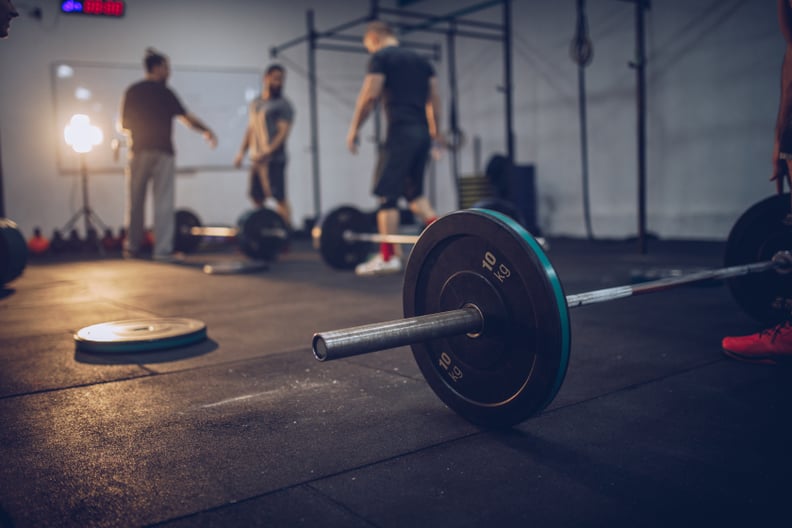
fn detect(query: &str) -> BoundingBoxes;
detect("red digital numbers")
[61,1,126,17]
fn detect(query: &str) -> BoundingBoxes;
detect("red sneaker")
[722,321,792,365]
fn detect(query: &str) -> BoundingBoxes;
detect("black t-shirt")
[121,80,186,154]
[368,46,434,128]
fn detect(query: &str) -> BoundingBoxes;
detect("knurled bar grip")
[312,256,788,362]
[565,259,777,308]
[313,306,483,361]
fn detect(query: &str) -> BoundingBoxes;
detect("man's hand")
[204,130,218,149]
[772,159,789,194]
[233,151,244,168]
[347,129,359,155]
[252,144,273,164]
[771,142,788,194]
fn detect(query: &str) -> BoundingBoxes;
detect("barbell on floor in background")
[311,194,792,428]
[312,199,544,270]
[174,208,289,261]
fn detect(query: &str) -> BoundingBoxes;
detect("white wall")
[0,0,782,240]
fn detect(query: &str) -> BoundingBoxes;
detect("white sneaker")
[355,254,403,276]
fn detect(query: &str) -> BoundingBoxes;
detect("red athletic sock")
[380,242,394,261]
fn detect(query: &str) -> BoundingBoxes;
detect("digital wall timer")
[60,1,126,17]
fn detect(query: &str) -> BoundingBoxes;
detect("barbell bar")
[190,225,289,240]
[314,254,790,361]
[174,208,288,261]
[311,195,792,428]
[342,231,419,245]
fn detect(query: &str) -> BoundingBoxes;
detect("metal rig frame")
[270,0,514,220]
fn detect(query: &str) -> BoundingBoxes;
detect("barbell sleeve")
[313,305,483,361]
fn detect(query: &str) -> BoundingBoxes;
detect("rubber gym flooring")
[1,237,791,528]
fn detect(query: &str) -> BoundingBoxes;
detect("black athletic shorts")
[373,125,431,203]
[249,160,286,203]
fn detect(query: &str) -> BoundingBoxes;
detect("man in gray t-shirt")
[234,65,295,229]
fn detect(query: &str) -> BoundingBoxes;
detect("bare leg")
[275,200,292,230]
[257,165,272,209]
[377,207,401,258]
[408,196,437,225]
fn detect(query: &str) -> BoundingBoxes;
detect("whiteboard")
[51,60,262,174]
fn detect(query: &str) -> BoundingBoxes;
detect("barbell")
[313,200,543,270]
[311,193,792,428]
[174,208,288,261]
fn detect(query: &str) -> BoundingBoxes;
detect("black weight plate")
[314,206,375,270]
[237,208,286,261]
[0,218,28,285]
[174,209,202,253]
[724,193,792,323]
[403,209,571,428]
[74,317,207,353]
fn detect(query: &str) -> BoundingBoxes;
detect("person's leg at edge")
[124,152,148,257]
[151,152,176,259]
[722,157,792,364]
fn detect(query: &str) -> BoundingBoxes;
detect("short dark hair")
[144,47,167,73]
[265,64,284,76]
[365,20,393,38]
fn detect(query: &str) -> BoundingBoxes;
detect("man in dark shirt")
[347,20,441,276]
[722,0,792,363]
[120,48,217,260]
[234,64,295,229]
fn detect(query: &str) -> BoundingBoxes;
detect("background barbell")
[174,207,288,261]
[313,198,545,270]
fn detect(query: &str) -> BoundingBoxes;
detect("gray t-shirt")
[247,96,294,163]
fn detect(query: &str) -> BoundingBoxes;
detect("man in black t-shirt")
[347,20,441,276]
[120,48,217,260]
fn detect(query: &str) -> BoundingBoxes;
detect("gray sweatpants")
[124,150,175,258]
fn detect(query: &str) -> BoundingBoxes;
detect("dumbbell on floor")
[174,208,289,261]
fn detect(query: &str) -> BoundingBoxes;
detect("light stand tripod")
[60,114,108,252]
[60,153,109,245]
